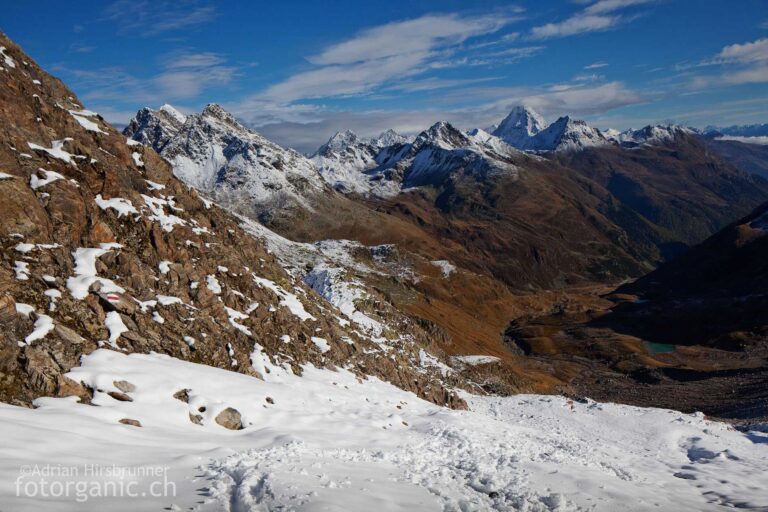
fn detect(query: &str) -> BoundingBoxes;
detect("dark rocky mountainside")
[701,136,768,179]
[556,134,768,260]
[0,33,464,408]
[608,201,768,348]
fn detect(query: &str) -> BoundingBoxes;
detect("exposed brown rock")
[108,391,133,402]
[215,407,243,430]
[0,294,16,325]
[173,389,190,403]
[113,380,136,393]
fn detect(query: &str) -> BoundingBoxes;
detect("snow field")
[0,349,765,511]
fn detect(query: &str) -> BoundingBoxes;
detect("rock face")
[0,32,465,409]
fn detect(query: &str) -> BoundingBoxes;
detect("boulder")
[214,407,243,430]
[108,391,133,402]
[113,380,136,393]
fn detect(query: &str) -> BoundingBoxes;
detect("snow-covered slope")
[310,129,410,196]
[491,105,547,149]
[311,122,523,197]
[2,348,767,511]
[125,104,327,215]
[611,124,696,148]
[388,121,525,189]
[529,115,611,152]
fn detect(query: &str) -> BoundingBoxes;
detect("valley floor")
[1,349,767,511]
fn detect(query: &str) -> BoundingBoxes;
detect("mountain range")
[122,99,768,394]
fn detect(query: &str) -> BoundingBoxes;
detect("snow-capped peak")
[492,105,547,148]
[200,102,240,125]
[529,115,610,152]
[414,121,471,150]
[123,105,187,152]
[371,129,408,148]
[158,103,186,124]
[609,124,697,148]
[315,130,361,156]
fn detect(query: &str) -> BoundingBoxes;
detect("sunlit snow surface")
[0,349,766,511]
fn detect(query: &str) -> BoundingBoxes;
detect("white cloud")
[584,61,608,69]
[385,77,502,93]
[688,39,768,88]
[715,38,768,64]
[308,14,510,66]
[59,51,237,111]
[583,0,656,15]
[256,13,515,103]
[101,0,217,35]
[514,81,643,115]
[573,73,605,82]
[716,135,768,145]
[722,64,768,85]
[165,52,226,69]
[529,0,652,39]
[531,14,619,39]
[262,51,428,102]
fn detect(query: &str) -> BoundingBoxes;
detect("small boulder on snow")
[215,407,243,430]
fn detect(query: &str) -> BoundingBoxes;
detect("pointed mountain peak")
[124,104,186,150]
[330,129,359,143]
[413,121,470,150]
[315,130,361,156]
[201,103,236,123]
[492,105,547,148]
[372,129,407,147]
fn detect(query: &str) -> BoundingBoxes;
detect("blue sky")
[2,0,767,152]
